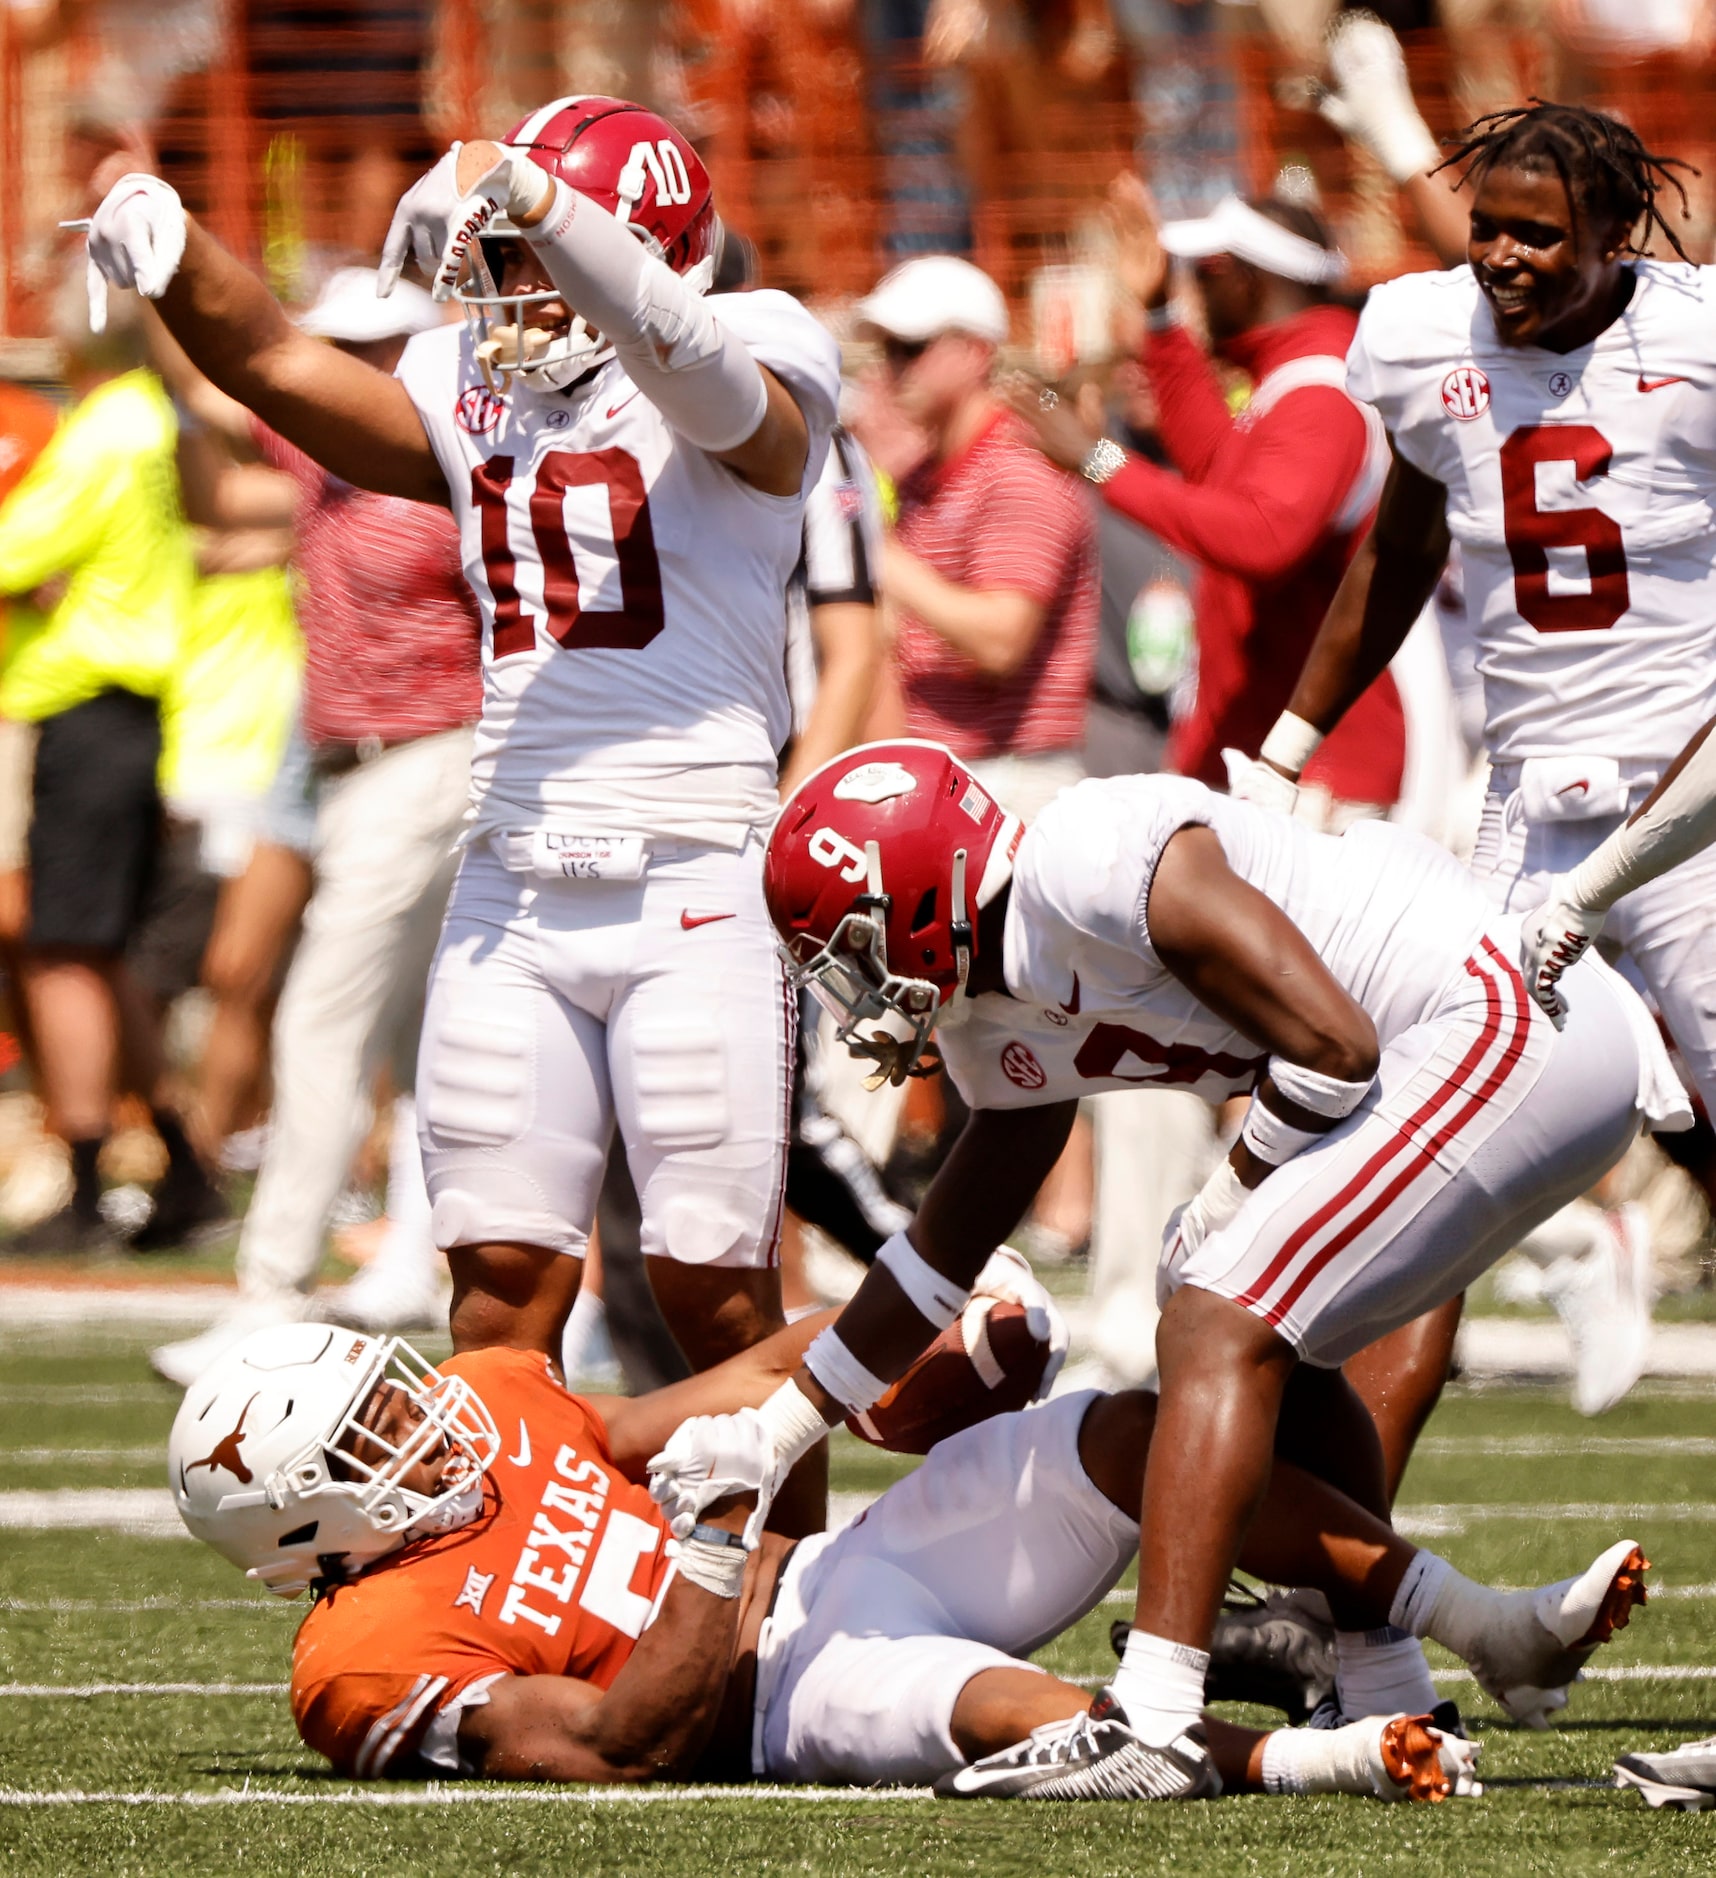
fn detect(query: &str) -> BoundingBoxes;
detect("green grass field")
[5,1319,1716,1876]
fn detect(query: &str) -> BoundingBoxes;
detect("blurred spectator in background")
[1013,174,1405,828]
[0,283,208,1254]
[153,268,478,1388]
[863,254,1099,819]
[860,251,1098,1254]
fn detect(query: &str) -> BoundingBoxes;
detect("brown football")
[845,1296,1051,1455]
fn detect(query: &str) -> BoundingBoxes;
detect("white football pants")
[418,832,792,1267]
[757,1389,1133,1785]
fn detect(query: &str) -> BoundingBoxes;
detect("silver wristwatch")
[1078,438,1127,486]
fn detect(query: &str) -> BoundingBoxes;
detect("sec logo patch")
[1441,367,1490,421]
[1001,1042,1046,1090]
[455,385,506,435]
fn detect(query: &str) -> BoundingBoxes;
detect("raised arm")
[85,176,446,503]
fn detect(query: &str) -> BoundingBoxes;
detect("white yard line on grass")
[1,1598,282,1612]
[2,1448,164,1465]
[0,1784,934,1805]
[0,1386,143,1404]
[0,1683,286,1696]
[1417,1435,1716,1457]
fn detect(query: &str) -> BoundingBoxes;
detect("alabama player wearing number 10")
[1238,103,1716,1413]
[79,100,843,1460]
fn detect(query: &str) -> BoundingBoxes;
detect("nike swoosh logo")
[1061,972,1081,1016]
[1638,375,1688,393]
[507,1418,531,1469]
[680,910,736,930]
[607,391,640,419]
[1556,780,1590,797]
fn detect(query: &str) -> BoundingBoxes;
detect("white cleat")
[1343,1713,1477,1803]
[1615,1735,1716,1810]
[317,1258,449,1335]
[1466,1539,1650,1727]
[936,1692,1221,1801]
[1542,1202,1653,1417]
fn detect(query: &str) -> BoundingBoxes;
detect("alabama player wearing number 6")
[79,101,843,1513]
[1234,102,1715,1418]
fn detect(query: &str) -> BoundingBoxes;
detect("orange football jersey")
[291,1346,673,1776]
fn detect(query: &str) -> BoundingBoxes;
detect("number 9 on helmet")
[764,740,1023,1084]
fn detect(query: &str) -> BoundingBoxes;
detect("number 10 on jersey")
[472,448,667,657]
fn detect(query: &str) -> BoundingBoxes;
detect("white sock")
[1335,1626,1440,1717]
[1110,1629,1208,1748]
[560,1286,609,1382]
[1514,1199,1606,1271]
[1260,1718,1393,1798]
[1390,1548,1494,1662]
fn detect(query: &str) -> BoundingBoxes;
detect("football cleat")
[1615,1736,1716,1810]
[935,1691,1221,1801]
[1307,1698,1482,1797]
[1368,1714,1452,1803]
[1205,1582,1337,1723]
[1465,1539,1649,1727]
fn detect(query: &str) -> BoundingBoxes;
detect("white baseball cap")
[1158,196,1344,286]
[298,267,443,344]
[856,255,1009,346]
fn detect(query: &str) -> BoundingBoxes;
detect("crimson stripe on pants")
[1236,940,1531,1325]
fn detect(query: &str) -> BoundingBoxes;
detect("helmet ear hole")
[910,888,937,934]
[279,1521,318,1547]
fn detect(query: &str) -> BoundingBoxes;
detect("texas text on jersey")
[291,1349,672,1776]
[1349,261,1716,770]
[397,293,841,846]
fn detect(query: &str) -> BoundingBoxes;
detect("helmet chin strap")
[949,846,972,1000]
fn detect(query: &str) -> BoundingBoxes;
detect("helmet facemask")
[784,841,973,1090]
[455,151,720,394]
[246,1337,501,1595]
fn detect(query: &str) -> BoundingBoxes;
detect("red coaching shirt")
[892,412,1099,761]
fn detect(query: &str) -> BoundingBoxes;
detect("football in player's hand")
[846,1296,1051,1455]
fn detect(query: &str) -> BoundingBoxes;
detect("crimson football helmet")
[766,742,1023,1084]
[458,94,719,390]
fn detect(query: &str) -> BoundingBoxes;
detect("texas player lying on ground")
[171,1247,1645,1800]
[646,739,1674,1798]
[81,102,841,1519]
[1235,104,1716,1426]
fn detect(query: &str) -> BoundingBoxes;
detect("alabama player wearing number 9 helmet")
[78,100,842,1408]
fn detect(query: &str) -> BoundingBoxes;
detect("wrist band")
[757,1378,833,1471]
[1268,1057,1372,1120]
[804,1327,888,1414]
[1240,1097,1328,1167]
[1259,712,1325,778]
[1144,303,1180,334]
[677,1527,750,1598]
[876,1230,968,1330]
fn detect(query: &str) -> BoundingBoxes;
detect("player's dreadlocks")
[1433,101,1696,261]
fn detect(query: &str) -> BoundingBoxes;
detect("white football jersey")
[398,291,841,844]
[937,776,1495,1110]
[1348,263,1716,770]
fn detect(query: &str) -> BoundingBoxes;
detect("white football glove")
[1520,883,1608,1030]
[1317,12,1441,185]
[83,173,186,334]
[1158,1159,1247,1309]
[378,144,547,303]
[1222,747,1301,817]
[646,1406,782,1550]
[971,1245,1069,1398]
